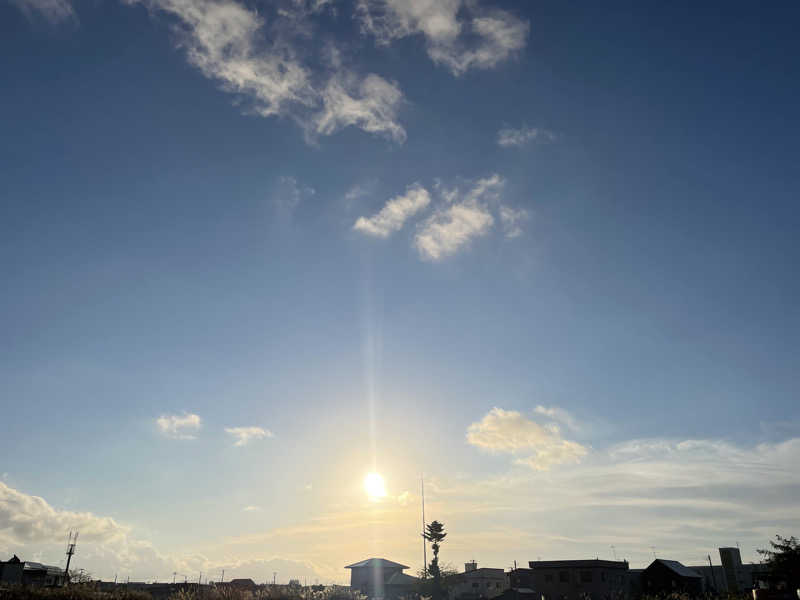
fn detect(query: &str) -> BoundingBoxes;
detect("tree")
[758,535,800,591]
[422,521,447,600]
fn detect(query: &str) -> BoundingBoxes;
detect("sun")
[364,472,387,500]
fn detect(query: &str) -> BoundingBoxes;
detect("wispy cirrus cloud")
[127,0,406,144]
[353,183,431,237]
[414,174,503,260]
[534,404,580,431]
[357,0,529,76]
[497,125,556,147]
[156,413,202,439]
[499,205,528,239]
[225,426,273,447]
[466,407,588,470]
[10,0,75,23]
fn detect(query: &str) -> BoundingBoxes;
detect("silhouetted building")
[0,555,24,585]
[447,562,507,600]
[346,558,418,599]
[229,578,258,590]
[22,561,68,587]
[719,547,747,592]
[528,559,629,600]
[641,560,702,595]
[508,568,533,590]
[689,548,770,593]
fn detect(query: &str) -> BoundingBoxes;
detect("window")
[601,572,607,582]
[580,572,592,583]
[545,574,554,583]
[559,572,569,584]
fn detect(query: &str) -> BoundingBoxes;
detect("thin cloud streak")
[156,413,202,439]
[353,183,431,237]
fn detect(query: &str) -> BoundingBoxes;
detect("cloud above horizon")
[497,125,557,147]
[124,0,406,144]
[10,0,75,23]
[156,413,202,439]
[225,426,273,446]
[353,183,431,237]
[357,0,529,76]
[414,174,504,260]
[466,407,588,470]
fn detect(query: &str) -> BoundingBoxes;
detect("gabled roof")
[651,560,702,579]
[345,558,409,570]
[386,572,419,586]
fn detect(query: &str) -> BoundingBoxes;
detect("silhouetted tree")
[758,534,800,591]
[422,521,447,600]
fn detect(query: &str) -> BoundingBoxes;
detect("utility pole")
[611,546,617,561]
[173,573,177,584]
[651,547,657,560]
[221,570,224,584]
[421,474,427,577]
[708,555,718,592]
[273,572,277,585]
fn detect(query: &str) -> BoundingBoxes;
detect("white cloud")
[353,183,430,237]
[313,73,406,143]
[10,0,75,23]
[156,413,202,439]
[499,205,528,238]
[0,481,128,545]
[128,0,405,143]
[358,0,529,75]
[497,125,557,147]
[534,405,580,431]
[466,407,588,470]
[225,426,273,447]
[414,175,503,260]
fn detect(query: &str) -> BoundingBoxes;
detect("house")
[345,558,418,599]
[528,559,630,600]
[0,555,25,585]
[228,578,258,590]
[641,559,703,595]
[447,562,508,600]
[22,561,68,587]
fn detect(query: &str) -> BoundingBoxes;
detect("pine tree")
[423,521,447,599]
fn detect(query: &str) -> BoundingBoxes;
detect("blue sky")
[1,0,799,584]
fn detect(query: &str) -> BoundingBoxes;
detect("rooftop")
[650,560,702,579]
[529,560,629,570]
[345,558,409,570]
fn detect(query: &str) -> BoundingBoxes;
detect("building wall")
[350,566,403,597]
[641,562,702,595]
[529,561,630,600]
[0,561,24,585]
[448,567,507,600]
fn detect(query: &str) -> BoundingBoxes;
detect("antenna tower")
[421,474,427,577]
[64,531,79,581]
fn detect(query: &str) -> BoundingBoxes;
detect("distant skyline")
[1,0,799,585]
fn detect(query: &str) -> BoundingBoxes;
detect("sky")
[1,0,800,586]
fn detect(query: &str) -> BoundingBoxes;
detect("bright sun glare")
[364,472,387,499]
